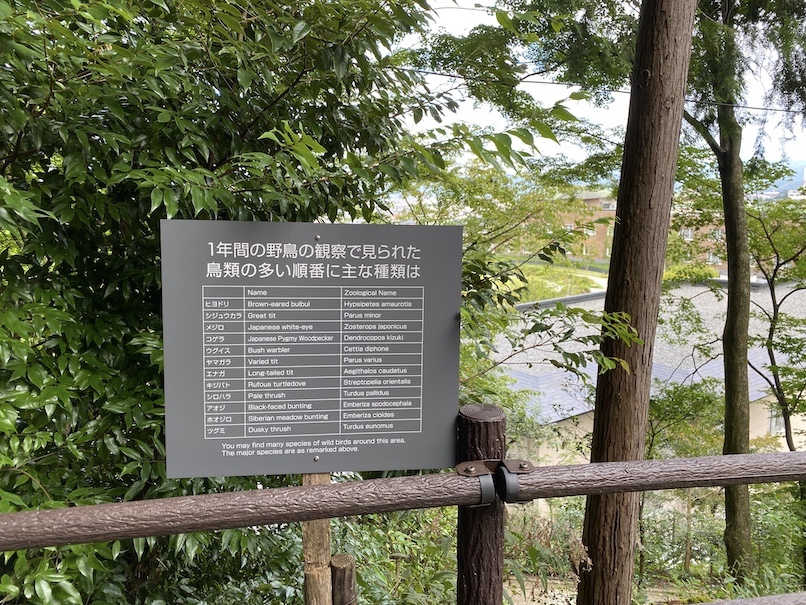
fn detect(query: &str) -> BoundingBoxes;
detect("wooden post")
[303,473,332,605]
[456,404,506,605]
[331,552,357,605]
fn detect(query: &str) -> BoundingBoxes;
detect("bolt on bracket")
[455,459,536,504]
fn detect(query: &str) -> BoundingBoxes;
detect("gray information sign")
[161,220,462,477]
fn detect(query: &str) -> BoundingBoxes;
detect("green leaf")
[164,188,179,218]
[102,400,131,413]
[150,188,164,212]
[0,576,20,598]
[58,580,82,604]
[292,21,310,43]
[155,55,175,74]
[495,11,515,32]
[550,103,579,122]
[0,489,25,507]
[76,130,89,149]
[258,130,280,143]
[290,142,319,171]
[0,406,18,434]
[237,67,253,90]
[27,364,48,389]
[532,120,558,143]
[123,479,144,502]
[133,537,146,561]
[218,12,241,33]
[35,578,52,602]
[511,128,534,147]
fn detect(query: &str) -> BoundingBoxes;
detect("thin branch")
[683,110,721,156]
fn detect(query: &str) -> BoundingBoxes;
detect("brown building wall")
[560,192,617,262]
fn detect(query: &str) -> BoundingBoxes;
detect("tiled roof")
[506,348,777,424]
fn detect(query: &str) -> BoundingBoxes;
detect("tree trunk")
[718,91,753,585]
[800,480,806,590]
[638,492,646,587]
[685,489,693,576]
[456,404,506,605]
[331,553,358,605]
[576,0,697,602]
[303,474,333,605]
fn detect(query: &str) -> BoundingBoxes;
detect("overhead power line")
[398,66,803,116]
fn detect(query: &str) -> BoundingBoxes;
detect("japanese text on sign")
[205,241,422,280]
[161,220,461,477]
[201,285,424,440]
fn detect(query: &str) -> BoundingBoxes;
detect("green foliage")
[506,498,588,583]
[417,0,636,109]
[389,160,640,440]
[0,0,488,601]
[413,25,529,118]
[747,197,806,287]
[0,0,452,225]
[743,158,795,196]
[411,2,632,185]
[514,263,600,302]
[638,488,724,582]
[647,380,724,460]
[746,196,806,454]
[748,483,804,584]
[334,508,457,605]
[391,160,588,255]
[711,560,801,601]
[662,264,719,285]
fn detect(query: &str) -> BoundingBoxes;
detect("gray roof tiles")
[507,348,778,424]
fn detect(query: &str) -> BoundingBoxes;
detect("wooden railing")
[3,405,806,604]
[2,452,804,551]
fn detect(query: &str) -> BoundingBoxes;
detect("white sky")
[424,0,804,163]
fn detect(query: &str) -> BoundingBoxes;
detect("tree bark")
[331,553,358,605]
[638,492,647,586]
[3,452,806,551]
[800,481,806,589]
[685,488,693,575]
[716,25,753,580]
[576,0,697,603]
[456,404,506,605]
[303,473,333,605]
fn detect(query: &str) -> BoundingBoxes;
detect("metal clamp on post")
[456,460,497,507]
[456,459,537,505]
[495,459,535,503]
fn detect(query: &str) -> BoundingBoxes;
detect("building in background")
[560,191,617,262]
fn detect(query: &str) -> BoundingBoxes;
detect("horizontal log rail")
[2,452,806,551]
[0,473,481,551]
[708,594,806,604]
[516,451,806,500]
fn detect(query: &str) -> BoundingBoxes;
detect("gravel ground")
[496,280,806,376]
[505,577,684,604]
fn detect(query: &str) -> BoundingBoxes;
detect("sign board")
[160,220,462,478]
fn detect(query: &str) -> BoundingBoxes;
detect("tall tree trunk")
[717,78,754,587]
[685,488,693,576]
[800,481,806,589]
[576,0,696,602]
[638,492,646,587]
[683,0,754,579]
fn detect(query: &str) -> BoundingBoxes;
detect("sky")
[422,1,805,165]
